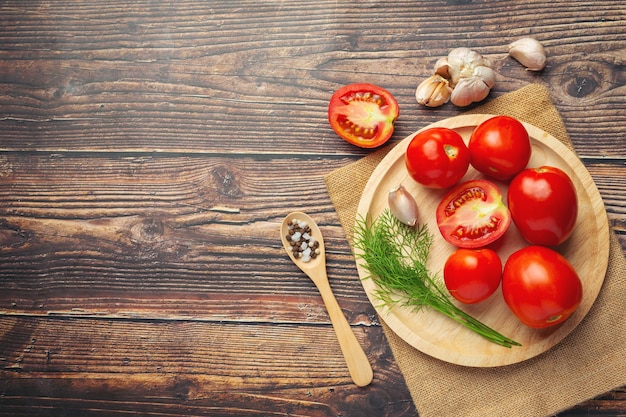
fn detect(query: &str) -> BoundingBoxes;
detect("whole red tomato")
[502,246,583,328]
[328,83,399,148]
[468,115,531,180]
[444,248,502,304]
[405,127,470,188]
[436,179,511,248]
[508,166,578,246]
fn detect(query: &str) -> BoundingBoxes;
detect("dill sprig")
[353,209,521,348]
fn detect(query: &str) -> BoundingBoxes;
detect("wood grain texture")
[0,0,624,416]
[0,316,413,417]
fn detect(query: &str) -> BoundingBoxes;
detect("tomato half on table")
[328,83,399,148]
[405,127,470,189]
[468,115,531,180]
[502,245,583,329]
[436,179,511,248]
[507,165,578,246]
[444,248,502,304]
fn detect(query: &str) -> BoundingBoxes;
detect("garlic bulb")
[415,74,452,107]
[440,47,492,86]
[433,47,496,107]
[388,184,419,227]
[508,38,546,71]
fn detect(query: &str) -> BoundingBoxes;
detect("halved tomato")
[436,179,511,248]
[328,83,399,148]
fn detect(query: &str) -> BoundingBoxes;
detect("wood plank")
[0,316,416,417]
[0,155,624,320]
[0,2,624,157]
[0,156,623,319]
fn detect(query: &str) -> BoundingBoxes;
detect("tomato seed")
[446,187,488,216]
[453,215,502,240]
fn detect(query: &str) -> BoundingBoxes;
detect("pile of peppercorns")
[286,218,320,263]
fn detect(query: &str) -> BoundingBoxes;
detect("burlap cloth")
[324,84,626,417]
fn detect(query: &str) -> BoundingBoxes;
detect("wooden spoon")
[280,212,373,387]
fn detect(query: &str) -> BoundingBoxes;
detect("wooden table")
[1,1,624,416]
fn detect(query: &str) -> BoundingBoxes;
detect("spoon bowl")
[280,212,373,387]
[281,211,326,275]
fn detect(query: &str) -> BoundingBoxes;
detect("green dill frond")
[353,209,520,348]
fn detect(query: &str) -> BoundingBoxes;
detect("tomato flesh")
[468,115,531,180]
[405,127,470,189]
[444,248,502,304]
[436,179,511,248]
[502,245,582,328]
[328,83,399,148]
[508,166,578,246]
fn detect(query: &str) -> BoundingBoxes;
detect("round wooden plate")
[355,114,610,367]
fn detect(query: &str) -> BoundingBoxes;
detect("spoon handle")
[314,276,373,387]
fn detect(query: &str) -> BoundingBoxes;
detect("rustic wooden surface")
[0,1,624,416]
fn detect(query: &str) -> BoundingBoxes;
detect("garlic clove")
[415,74,452,107]
[473,65,496,88]
[388,184,419,227]
[508,38,547,71]
[434,57,451,79]
[450,76,493,107]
